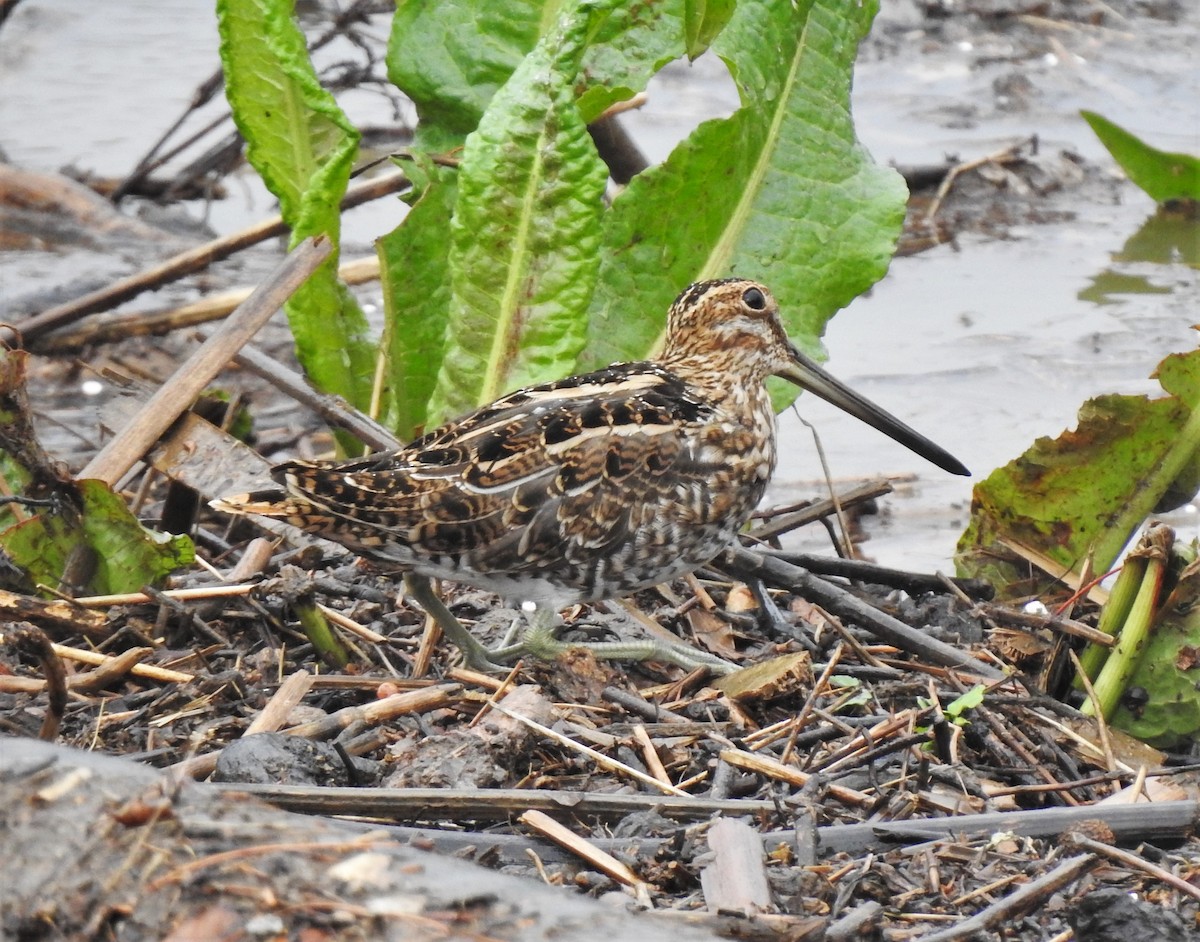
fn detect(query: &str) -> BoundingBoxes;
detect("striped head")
[661,278,970,476]
[661,279,796,385]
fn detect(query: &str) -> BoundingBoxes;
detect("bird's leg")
[403,573,506,672]
[404,578,735,675]
[510,603,738,675]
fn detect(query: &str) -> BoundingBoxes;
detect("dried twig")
[72,584,256,608]
[19,174,405,342]
[221,337,403,452]
[914,853,1095,942]
[79,237,332,485]
[490,701,691,798]
[209,783,774,823]
[922,136,1037,223]
[747,479,893,542]
[985,603,1115,647]
[37,256,382,354]
[244,670,315,736]
[0,590,109,638]
[720,546,1005,679]
[518,809,651,903]
[767,550,994,600]
[32,642,192,685]
[1065,831,1200,902]
[631,723,673,788]
[8,625,67,739]
[719,747,874,808]
[315,602,386,645]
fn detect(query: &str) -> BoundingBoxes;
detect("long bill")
[778,345,970,476]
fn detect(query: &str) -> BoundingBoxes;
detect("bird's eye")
[742,287,766,311]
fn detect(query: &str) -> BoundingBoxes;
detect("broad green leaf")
[957,345,1200,594]
[2,511,73,593]
[218,0,374,415]
[426,1,609,420]
[388,0,692,150]
[0,346,193,594]
[388,1,550,152]
[376,160,458,440]
[381,0,695,433]
[77,481,194,593]
[575,0,689,121]
[582,0,906,414]
[1082,111,1200,204]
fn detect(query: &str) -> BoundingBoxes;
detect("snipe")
[214,279,968,672]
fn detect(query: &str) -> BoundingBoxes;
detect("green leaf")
[0,345,190,595]
[218,0,374,415]
[376,161,458,440]
[830,675,872,710]
[683,0,735,60]
[575,0,689,122]
[387,0,549,152]
[77,481,195,592]
[388,0,694,149]
[426,1,610,421]
[381,0,700,432]
[944,684,986,720]
[2,481,194,596]
[956,346,1200,594]
[1,513,73,594]
[1082,111,1200,204]
[582,0,906,414]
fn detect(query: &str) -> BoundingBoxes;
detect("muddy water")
[786,3,1200,568]
[1,1,1198,570]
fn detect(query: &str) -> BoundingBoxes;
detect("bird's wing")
[265,364,721,573]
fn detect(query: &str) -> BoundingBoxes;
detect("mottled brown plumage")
[216,279,966,671]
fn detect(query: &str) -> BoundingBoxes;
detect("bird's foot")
[403,574,508,673]
[406,579,735,675]
[505,605,737,675]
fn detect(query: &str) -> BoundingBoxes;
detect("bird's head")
[662,278,969,476]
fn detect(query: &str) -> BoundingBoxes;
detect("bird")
[214,279,968,673]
